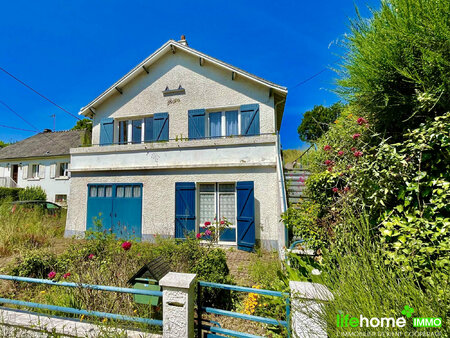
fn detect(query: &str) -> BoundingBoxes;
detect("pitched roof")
[79,39,288,117]
[0,130,85,160]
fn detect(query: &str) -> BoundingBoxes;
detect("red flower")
[205,229,212,236]
[204,221,211,226]
[298,176,305,183]
[324,145,331,151]
[357,117,368,125]
[352,133,361,140]
[324,159,334,166]
[88,254,95,259]
[344,186,350,192]
[63,273,71,279]
[354,151,363,157]
[48,271,56,279]
[332,187,339,193]
[196,233,202,239]
[338,151,344,156]
[220,220,225,225]
[327,167,333,172]
[351,147,356,152]
[121,241,132,251]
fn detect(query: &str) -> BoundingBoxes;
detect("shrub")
[18,186,47,201]
[0,187,22,201]
[9,249,57,278]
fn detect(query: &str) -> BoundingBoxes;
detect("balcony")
[70,134,278,172]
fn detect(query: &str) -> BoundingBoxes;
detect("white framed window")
[117,117,154,144]
[197,182,237,244]
[55,194,67,204]
[58,162,69,177]
[27,164,41,179]
[206,109,240,138]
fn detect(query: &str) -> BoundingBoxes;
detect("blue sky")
[0,0,379,149]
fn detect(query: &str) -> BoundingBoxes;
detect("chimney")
[178,35,188,46]
[43,129,52,133]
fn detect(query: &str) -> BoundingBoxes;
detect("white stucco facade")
[65,40,288,250]
[0,156,71,204]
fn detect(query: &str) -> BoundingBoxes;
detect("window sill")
[55,176,70,180]
[27,178,41,181]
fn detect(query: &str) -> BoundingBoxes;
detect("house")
[0,129,86,205]
[65,37,288,251]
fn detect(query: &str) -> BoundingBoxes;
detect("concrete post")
[159,272,197,338]
[289,281,333,338]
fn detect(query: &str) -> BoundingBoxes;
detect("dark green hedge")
[0,187,23,201]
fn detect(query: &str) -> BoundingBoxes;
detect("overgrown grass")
[317,212,450,337]
[0,201,65,256]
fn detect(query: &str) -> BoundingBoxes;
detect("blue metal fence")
[197,281,290,338]
[0,274,163,327]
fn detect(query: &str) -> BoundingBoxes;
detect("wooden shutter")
[22,165,28,179]
[144,116,154,142]
[236,181,255,251]
[188,109,205,139]
[175,182,196,238]
[153,113,169,141]
[100,118,114,146]
[240,104,260,136]
[39,164,45,179]
[50,164,56,178]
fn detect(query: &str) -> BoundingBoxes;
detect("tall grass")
[0,201,65,256]
[317,211,449,336]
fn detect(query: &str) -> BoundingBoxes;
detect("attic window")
[162,85,185,97]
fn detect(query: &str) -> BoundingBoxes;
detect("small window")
[133,186,141,198]
[125,186,132,198]
[119,121,128,144]
[90,186,97,197]
[116,186,124,198]
[30,164,39,178]
[132,119,142,144]
[58,163,69,177]
[55,194,67,203]
[105,185,112,197]
[97,186,105,197]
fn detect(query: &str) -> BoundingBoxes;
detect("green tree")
[0,141,9,148]
[338,0,450,140]
[297,102,344,142]
[72,118,92,132]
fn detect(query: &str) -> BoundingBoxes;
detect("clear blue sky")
[0,0,379,149]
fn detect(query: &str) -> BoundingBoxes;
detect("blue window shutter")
[175,182,196,238]
[153,113,169,141]
[188,109,205,139]
[144,116,154,142]
[100,118,114,146]
[236,181,255,251]
[240,104,260,136]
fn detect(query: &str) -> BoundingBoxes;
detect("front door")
[11,165,18,183]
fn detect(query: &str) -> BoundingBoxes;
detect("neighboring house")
[0,129,85,205]
[65,37,288,251]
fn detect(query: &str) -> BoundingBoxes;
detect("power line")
[0,123,36,132]
[0,100,39,131]
[290,68,329,89]
[0,66,81,120]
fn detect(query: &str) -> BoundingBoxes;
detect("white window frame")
[56,162,69,178]
[205,108,241,138]
[197,182,237,245]
[29,164,39,179]
[115,116,153,144]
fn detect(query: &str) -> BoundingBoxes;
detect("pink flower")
[63,273,71,279]
[352,133,361,140]
[327,167,333,172]
[324,160,333,166]
[332,187,339,193]
[204,221,211,226]
[196,233,202,239]
[121,241,132,251]
[205,229,212,236]
[88,254,95,259]
[354,151,363,157]
[48,271,56,279]
[357,117,368,125]
[351,147,356,152]
[338,151,344,156]
[324,145,331,151]
[298,176,305,183]
[220,220,225,225]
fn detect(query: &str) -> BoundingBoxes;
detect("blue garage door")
[86,183,142,240]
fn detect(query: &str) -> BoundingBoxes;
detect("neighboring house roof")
[79,39,288,118]
[0,130,85,160]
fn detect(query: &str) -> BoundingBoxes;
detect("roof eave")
[79,40,287,117]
